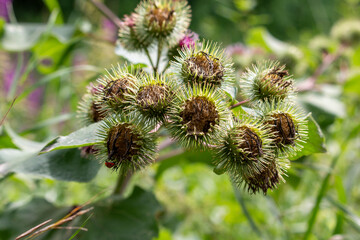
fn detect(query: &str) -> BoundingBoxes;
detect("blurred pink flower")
[0,0,12,21]
[179,31,199,48]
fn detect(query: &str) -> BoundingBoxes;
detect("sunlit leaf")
[289,114,326,160]
[40,122,102,153]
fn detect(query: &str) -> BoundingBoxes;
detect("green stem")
[7,53,24,101]
[302,123,360,239]
[303,152,341,240]
[233,186,263,237]
[112,171,133,196]
[144,48,156,72]
[154,40,163,73]
[162,62,171,74]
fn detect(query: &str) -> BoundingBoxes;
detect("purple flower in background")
[225,43,247,56]
[2,53,43,111]
[121,13,136,28]
[0,0,12,22]
[102,17,117,42]
[179,31,199,49]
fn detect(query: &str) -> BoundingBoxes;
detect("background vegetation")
[1,0,360,239]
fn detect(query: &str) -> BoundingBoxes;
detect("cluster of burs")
[78,0,308,194]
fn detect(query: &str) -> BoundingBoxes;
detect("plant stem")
[297,45,346,92]
[303,123,360,239]
[233,186,263,237]
[154,40,163,73]
[303,152,341,240]
[162,62,171,74]
[229,99,250,109]
[144,48,156,72]
[90,0,123,28]
[112,171,133,196]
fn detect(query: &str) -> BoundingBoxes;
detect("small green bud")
[259,100,308,156]
[135,0,191,47]
[240,60,294,103]
[167,83,230,149]
[95,114,157,175]
[171,40,235,90]
[127,73,177,124]
[214,115,284,194]
[95,65,138,114]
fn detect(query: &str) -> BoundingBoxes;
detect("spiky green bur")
[260,100,308,156]
[134,0,191,47]
[240,60,294,103]
[95,115,157,175]
[171,41,235,89]
[167,84,230,149]
[127,74,176,124]
[331,19,360,45]
[95,66,138,114]
[245,157,289,194]
[77,83,107,126]
[118,13,152,51]
[214,117,283,194]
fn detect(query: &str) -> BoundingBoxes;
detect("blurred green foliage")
[1,0,360,239]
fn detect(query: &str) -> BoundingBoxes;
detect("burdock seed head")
[95,114,157,175]
[95,64,138,114]
[260,100,308,156]
[244,157,289,195]
[171,40,235,90]
[77,83,107,126]
[240,60,294,103]
[135,0,191,47]
[127,73,177,124]
[167,83,230,149]
[214,115,288,194]
[118,12,152,51]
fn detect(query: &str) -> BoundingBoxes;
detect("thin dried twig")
[15,219,52,240]
[297,45,346,92]
[15,189,109,240]
[0,97,17,126]
[229,99,250,109]
[89,0,122,28]
[26,207,94,239]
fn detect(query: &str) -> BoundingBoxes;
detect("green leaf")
[299,92,346,118]
[0,187,162,240]
[327,197,360,233]
[0,24,75,51]
[78,186,163,240]
[4,125,45,152]
[32,35,77,74]
[0,18,5,37]
[0,148,100,182]
[0,198,71,240]
[289,114,326,160]
[40,122,102,153]
[344,72,360,95]
[155,149,213,180]
[43,0,64,24]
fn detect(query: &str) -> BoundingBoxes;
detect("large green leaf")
[0,198,70,240]
[77,186,163,240]
[0,148,100,182]
[0,187,162,240]
[155,149,213,180]
[289,114,326,160]
[40,122,102,153]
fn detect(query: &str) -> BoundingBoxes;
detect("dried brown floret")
[267,113,296,146]
[180,96,219,135]
[136,83,169,110]
[184,51,225,86]
[106,124,140,162]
